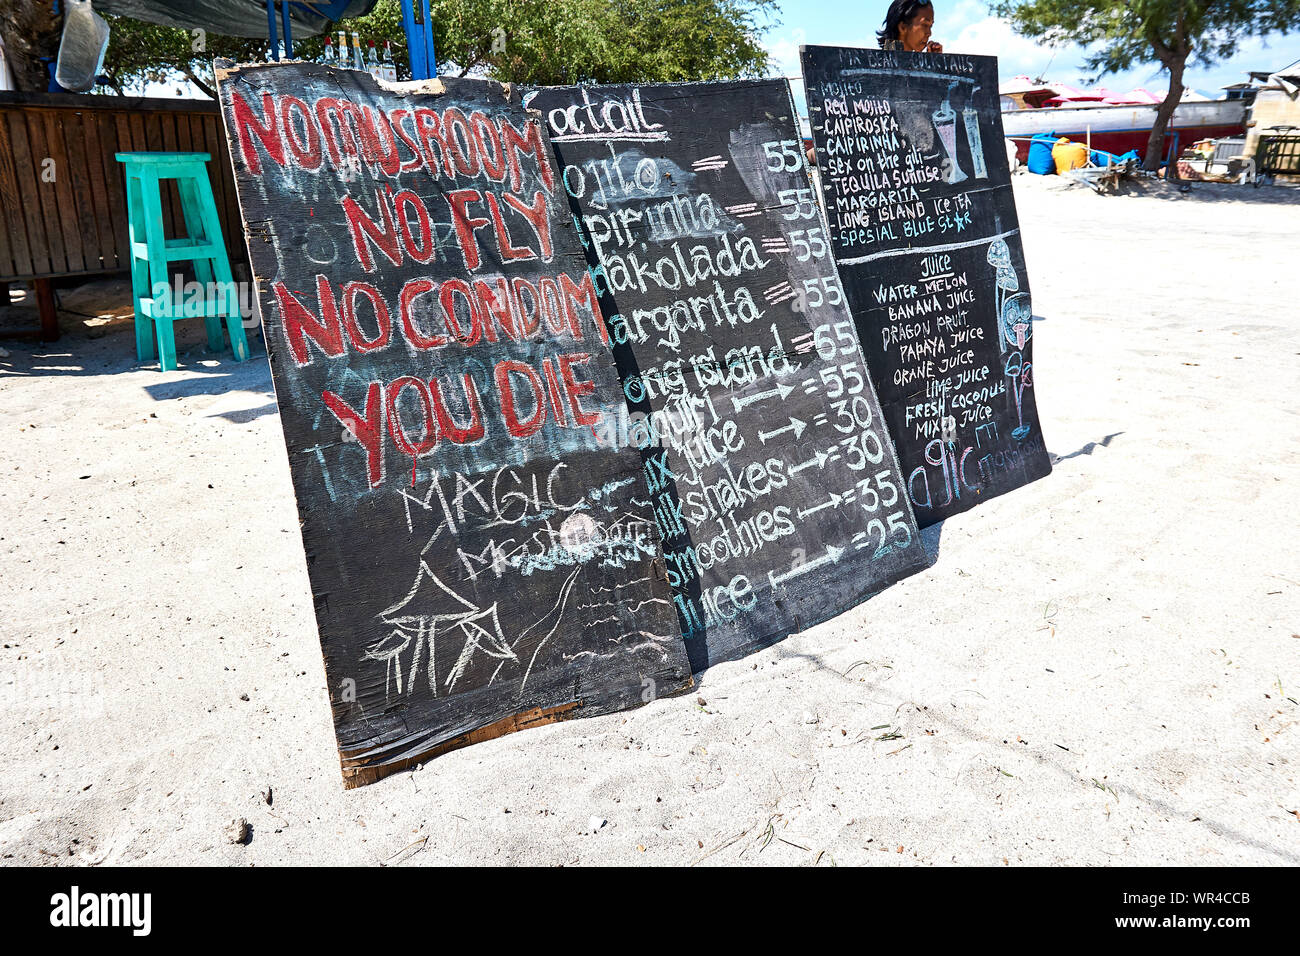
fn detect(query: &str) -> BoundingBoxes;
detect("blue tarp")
[1090,148,1140,167]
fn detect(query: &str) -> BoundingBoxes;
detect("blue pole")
[281,1,294,58]
[266,0,280,60]
[422,0,436,77]
[399,0,421,78]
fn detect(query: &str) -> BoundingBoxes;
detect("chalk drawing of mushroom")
[371,559,586,700]
[1001,292,1032,351]
[377,559,499,698]
[363,628,413,697]
[443,603,518,694]
[986,239,1031,353]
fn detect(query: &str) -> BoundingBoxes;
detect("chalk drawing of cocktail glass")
[933,86,968,184]
[1004,350,1033,440]
[963,87,988,179]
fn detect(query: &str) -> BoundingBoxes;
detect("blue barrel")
[1028,132,1057,175]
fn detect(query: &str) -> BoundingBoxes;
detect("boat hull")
[1002,100,1247,162]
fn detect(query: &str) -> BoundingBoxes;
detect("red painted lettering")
[441,107,480,177]
[495,360,546,438]
[558,353,601,427]
[559,269,606,344]
[341,280,392,352]
[342,189,402,272]
[322,382,384,487]
[471,111,506,182]
[502,118,555,193]
[503,190,552,260]
[230,90,283,175]
[275,275,343,366]
[393,189,435,264]
[439,278,481,346]
[486,192,535,262]
[385,376,439,458]
[472,277,517,343]
[445,188,488,271]
[398,278,447,349]
[279,95,321,170]
[430,373,486,444]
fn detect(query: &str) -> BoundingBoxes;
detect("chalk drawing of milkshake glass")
[987,238,1033,439]
[934,82,968,184]
[963,86,988,179]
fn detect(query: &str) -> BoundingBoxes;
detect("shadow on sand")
[1051,431,1124,463]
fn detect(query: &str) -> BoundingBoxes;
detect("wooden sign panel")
[526,80,928,671]
[215,64,692,787]
[801,47,1051,526]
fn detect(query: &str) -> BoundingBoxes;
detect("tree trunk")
[1143,57,1187,172]
[1143,10,1190,174]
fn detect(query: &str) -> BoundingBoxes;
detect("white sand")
[1,174,1297,866]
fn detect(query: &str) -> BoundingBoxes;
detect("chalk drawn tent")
[801,47,1051,527]
[528,79,929,672]
[214,64,692,786]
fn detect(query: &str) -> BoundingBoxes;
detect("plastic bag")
[1027,132,1058,175]
[1052,139,1089,174]
[56,0,110,93]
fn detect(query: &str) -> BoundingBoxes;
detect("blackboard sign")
[526,80,928,670]
[801,47,1051,526]
[215,64,692,787]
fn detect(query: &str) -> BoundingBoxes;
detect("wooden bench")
[0,91,247,341]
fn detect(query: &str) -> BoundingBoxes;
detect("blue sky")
[761,0,1300,101]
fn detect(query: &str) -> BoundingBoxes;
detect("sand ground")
[1,173,1297,866]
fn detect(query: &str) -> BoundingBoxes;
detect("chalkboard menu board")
[801,47,1051,526]
[215,65,692,787]
[527,80,929,670]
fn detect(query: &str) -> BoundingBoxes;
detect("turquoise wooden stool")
[116,152,249,371]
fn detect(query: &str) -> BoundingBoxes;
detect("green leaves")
[991,0,1300,78]
[92,0,778,96]
[439,0,780,86]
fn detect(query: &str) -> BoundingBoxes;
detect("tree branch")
[457,51,482,78]
[181,66,216,100]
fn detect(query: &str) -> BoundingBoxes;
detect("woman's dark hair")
[877,0,934,48]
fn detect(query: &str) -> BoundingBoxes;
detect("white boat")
[1001,99,1247,160]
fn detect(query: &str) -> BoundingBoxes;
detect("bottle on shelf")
[351,32,364,70]
[367,40,380,79]
[323,35,334,65]
[337,30,348,65]
[381,40,397,82]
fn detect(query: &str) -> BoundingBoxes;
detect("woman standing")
[878,0,944,53]
[808,3,946,168]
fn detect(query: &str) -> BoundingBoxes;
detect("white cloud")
[764,27,807,79]
[951,16,1071,74]
[942,0,996,35]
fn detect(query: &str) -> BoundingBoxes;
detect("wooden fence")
[0,91,247,339]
